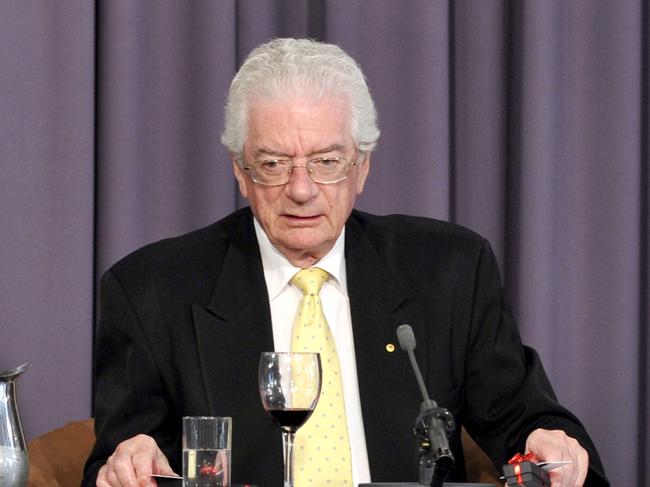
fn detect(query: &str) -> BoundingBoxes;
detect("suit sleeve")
[81,270,180,487]
[462,239,609,486]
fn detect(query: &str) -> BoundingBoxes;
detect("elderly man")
[83,38,608,487]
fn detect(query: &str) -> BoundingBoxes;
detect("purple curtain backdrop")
[0,0,95,454]
[1,0,647,484]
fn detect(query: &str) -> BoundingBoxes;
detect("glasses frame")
[239,154,363,186]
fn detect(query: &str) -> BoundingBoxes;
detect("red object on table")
[503,451,549,486]
[508,452,539,465]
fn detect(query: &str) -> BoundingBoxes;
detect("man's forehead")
[253,144,347,158]
[244,96,354,157]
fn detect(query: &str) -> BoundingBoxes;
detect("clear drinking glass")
[258,352,321,487]
[182,416,232,487]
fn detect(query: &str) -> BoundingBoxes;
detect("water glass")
[182,416,231,487]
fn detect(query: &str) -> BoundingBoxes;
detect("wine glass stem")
[282,430,296,487]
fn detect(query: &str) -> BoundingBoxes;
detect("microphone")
[396,324,454,487]
[396,325,431,406]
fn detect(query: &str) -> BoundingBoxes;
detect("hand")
[525,428,589,487]
[96,434,177,487]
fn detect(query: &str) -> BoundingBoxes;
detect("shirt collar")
[254,218,347,300]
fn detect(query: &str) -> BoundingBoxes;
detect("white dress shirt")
[254,218,371,486]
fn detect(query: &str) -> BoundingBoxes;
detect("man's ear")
[231,156,249,198]
[356,152,371,194]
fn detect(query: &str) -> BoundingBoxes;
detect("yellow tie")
[290,268,353,486]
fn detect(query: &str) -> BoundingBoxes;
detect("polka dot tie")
[290,268,353,487]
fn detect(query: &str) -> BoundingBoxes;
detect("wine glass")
[258,352,321,487]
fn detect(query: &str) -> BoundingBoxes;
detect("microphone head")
[396,324,416,351]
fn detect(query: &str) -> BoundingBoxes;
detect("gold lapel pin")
[385,343,395,353]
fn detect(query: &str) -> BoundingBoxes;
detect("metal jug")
[0,363,30,487]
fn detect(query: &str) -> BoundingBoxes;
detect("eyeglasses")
[239,156,360,186]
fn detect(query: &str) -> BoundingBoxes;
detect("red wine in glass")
[265,408,314,433]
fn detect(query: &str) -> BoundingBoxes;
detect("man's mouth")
[282,213,323,224]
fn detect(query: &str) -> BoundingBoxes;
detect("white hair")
[221,38,380,155]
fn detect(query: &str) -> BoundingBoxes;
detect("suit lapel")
[191,211,282,483]
[345,214,429,481]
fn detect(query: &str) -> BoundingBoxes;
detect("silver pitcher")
[0,363,30,487]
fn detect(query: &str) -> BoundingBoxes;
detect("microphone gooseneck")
[396,324,432,406]
[396,324,455,487]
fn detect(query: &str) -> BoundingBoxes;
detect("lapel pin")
[385,343,395,353]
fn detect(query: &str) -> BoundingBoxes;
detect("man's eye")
[259,160,287,172]
[313,158,340,168]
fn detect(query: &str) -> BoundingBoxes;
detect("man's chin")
[272,229,337,260]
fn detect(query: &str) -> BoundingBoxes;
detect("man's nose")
[284,165,318,201]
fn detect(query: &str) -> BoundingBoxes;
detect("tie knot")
[291,267,329,296]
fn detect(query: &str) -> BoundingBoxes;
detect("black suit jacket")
[82,208,608,485]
